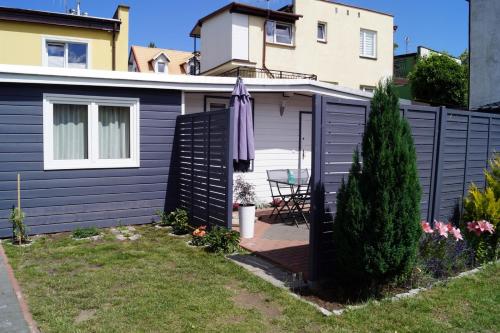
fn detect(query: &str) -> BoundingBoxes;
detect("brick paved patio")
[233,210,310,280]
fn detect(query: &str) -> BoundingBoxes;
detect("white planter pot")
[239,205,256,239]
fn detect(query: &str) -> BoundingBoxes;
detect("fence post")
[309,95,324,284]
[225,108,234,229]
[461,114,472,217]
[431,106,447,222]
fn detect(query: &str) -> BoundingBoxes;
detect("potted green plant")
[234,177,256,239]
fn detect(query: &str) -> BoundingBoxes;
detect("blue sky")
[0,0,469,57]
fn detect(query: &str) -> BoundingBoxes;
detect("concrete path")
[0,242,33,333]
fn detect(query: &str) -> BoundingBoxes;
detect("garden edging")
[333,261,498,316]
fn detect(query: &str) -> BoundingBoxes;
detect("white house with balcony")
[190,0,394,91]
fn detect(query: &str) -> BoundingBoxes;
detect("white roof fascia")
[0,65,372,100]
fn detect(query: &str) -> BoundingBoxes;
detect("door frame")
[298,111,312,174]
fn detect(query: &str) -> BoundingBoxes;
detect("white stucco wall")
[200,11,233,73]
[200,11,249,73]
[185,92,312,203]
[470,0,500,109]
[200,0,393,90]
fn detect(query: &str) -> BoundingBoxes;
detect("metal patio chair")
[290,178,311,229]
[266,169,294,221]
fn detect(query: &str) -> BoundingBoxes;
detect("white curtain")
[53,104,88,160]
[99,106,130,159]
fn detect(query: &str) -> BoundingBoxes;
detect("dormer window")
[152,52,170,74]
[157,62,166,73]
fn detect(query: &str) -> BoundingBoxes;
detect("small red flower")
[421,221,433,234]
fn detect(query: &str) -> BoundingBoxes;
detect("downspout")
[262,6,268,71]
[112,22,117,71]
[262,14,274,78]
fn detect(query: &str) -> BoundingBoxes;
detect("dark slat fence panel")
[401,105,441,222]
[310,97,370,278]
[434,109,500,221]
[310,96,500,281]
[174,109,233,228]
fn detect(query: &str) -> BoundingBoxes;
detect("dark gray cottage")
[1,65,499,282]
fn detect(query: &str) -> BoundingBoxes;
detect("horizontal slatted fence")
[434,109,500,221]
[174,109,233,228]
[310,96,500,281]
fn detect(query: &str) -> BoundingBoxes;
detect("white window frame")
[266,20,294,46]
[317,22,327,43]
[205,97,230,112]
[360,85,376,93]
[43,94,140,170]
[42,35,91,69]
[359,29,377,59]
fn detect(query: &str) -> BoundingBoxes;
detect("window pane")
[360,30,376,57]
[318,24,325,40]
[158,62,166,73]
[99,106,130,159]
[68,43,87,69]
[365,32,374,56]
[47,43,65,68]
[53,104,88,160]
[265,21,275,43]
[360,31,364,55]
[209,103,227,111]
[275,23,292,44]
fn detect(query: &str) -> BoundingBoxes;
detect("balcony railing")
[217,66,317,80]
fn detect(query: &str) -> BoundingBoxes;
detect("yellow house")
[190,0,394,91]
[0,4,129,71]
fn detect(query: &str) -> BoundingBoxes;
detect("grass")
[72,227,100,239]
[3,225,500,333]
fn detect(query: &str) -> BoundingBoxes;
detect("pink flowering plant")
[462,154,499,262]
[418,220,473,278]
[463,220,497,263]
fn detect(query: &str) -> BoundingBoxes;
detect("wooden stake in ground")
[17,173,21,245]
[17,173,21,212]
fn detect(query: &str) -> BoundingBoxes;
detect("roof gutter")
[0,6,121,31]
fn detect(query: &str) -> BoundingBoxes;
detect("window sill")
[317,40,327,44]
[360,55,378,61]
[44,160,140,171]
[266,42,295,49]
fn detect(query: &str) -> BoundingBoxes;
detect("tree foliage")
[409,53,468,108]
[332,81,422,294]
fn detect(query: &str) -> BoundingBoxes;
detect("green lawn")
[3,226,499,333]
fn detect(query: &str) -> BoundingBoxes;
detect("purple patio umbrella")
[231,77,255,172]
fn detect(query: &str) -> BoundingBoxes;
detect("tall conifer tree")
[332,81,422,292]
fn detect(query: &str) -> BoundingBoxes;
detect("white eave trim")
[0,64,372,100]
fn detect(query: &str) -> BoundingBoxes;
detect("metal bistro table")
[267,176,310,228]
